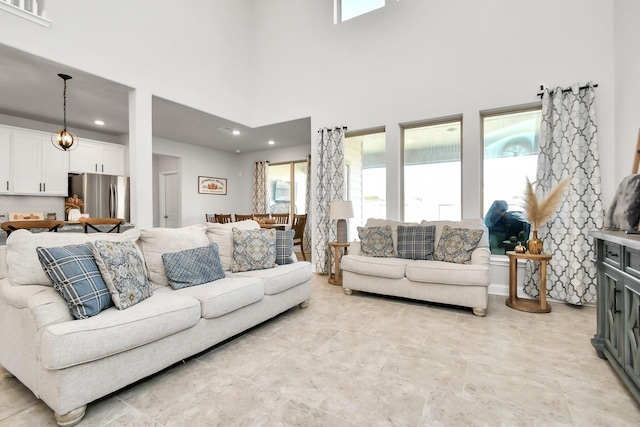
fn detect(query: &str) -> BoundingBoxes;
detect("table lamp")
[329,200,354,243]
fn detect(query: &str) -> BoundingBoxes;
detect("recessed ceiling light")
[268,140,275,145]
[235,149,241,153]
[94,120,105,126]
[232,129,240,135]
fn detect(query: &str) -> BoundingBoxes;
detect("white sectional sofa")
[341,218,490,316]
[0,221,311,426]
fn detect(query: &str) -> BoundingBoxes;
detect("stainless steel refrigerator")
[68,173,130,222]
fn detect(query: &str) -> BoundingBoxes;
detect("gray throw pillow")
[357,226,396,257]
[93,240,153,309]
[397,225,436,260]
[433,226,483,264]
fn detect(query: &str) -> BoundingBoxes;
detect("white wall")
[249,0,617,220]
[0,1,254,126]
[614,0,640,184]
[153,137,244,226]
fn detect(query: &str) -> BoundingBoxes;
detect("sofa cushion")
[406,260,490,286]
[397,225,436,260]
[421,219,489,250]
[357,226,396,257]
[341,254,409,279]
[40,290,201,369]
[171,276,264,318]
[36,243,112,319]
[93,240,153,309]
[205,220,261,271]
[137,224,210,289]
[229,261,312,295]
[275,229,295,265]
[6,228,141,286]
[433,226,484,264]
[231,228,276,272]
[161,244,225,289]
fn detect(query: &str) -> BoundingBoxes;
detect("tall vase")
[528,230,543,255]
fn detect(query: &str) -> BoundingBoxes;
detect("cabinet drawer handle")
[614,288,622,313]
[5,181,8,191]
[39,183,42,192]
[606,251,619,258]
[42,183,45,192]
[95,164,98,172]
[101,164,104,173]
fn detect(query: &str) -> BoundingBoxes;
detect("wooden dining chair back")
[234,214,252,222]
[214,214,232,224]
[292,214,307,261]
[271,213,290,225]
[1,220,65,236]
[253,213,270,221]
[79,218,124,233]
[205,214,216,223]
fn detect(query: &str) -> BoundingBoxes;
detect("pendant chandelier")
[51,73,79,151]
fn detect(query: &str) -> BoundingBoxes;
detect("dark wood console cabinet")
[591,230,640,404]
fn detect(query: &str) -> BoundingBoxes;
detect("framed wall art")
[198,176,227,195]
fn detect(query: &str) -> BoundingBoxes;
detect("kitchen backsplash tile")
[0,195,65,222]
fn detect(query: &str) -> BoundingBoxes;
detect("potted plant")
[522,177,571,254]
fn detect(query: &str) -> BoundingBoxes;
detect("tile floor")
[2,274,640,426]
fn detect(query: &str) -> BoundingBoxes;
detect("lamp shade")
[329,200,354,220]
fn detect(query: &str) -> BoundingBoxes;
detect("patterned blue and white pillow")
[36,243,112,319]
[357,226,396,257]
[231,228,276,272]
[161,244,226,289]
[433,226,484,264]
[397,225,436,260]
[275,229,295,265]
[93,240,153,309]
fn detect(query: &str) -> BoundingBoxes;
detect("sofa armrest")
[0,278,72,329]
[348,242,361,256]
[470,247,491,266]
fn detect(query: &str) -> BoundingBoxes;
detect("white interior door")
[159,171,180,228]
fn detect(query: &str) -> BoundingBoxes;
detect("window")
[345,129,386,239]
[267,160,308,219]
[482,108,541,255]
[336,0,385,22]
[402,119,462,222]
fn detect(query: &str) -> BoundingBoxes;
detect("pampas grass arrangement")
[522,177,571,231]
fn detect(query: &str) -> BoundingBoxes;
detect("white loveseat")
[341,218,490,316]
[0,221,311,426]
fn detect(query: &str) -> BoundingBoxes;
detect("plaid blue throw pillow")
[275,229,295,265]
[161,243,226,289]
[36,243,112,319]
[397,225,436,260]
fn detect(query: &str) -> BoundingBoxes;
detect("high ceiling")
[0,44,310,153]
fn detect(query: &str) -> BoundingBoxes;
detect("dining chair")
[1,220,65,236]
[79,218,124,233]
[205,214,215,223]
[292,214,307,261]
[235,214,252,222]
[272,213,290,225]
[253,213,270,221]
[214,214,232,224]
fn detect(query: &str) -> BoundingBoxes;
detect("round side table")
[506,251,552,313]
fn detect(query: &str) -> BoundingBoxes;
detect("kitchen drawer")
[604,241,622,269]
[625,248,640,280]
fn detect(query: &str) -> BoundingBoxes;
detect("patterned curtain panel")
[314,127,346,274]
[252,161,269,214]
[304,154,312,256]
[524,82,604,305]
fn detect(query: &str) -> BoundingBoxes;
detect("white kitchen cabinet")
[69,139,127,176]
[0,128,11,194]
[12,130,69,196]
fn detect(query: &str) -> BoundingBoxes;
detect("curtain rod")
[317,126,348,132]
[537,83,598,98]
